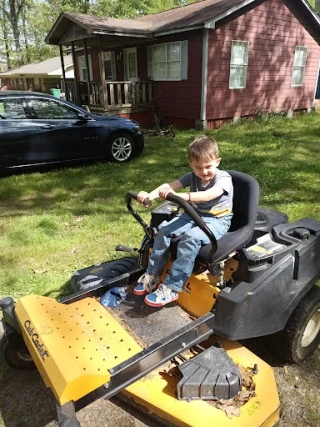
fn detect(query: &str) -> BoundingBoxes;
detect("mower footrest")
[177,345,241,401]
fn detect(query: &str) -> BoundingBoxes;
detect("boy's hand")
[137,191,152,207]
[159,185,176,200]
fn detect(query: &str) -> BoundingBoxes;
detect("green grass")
[0,112,319,300]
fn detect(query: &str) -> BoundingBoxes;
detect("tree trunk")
[3,28,12,70]
[22,10,30,63]
[0,0,11,69]
[9,0,23,65]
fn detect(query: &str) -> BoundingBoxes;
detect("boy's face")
[189,156,221,185]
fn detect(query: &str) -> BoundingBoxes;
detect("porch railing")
[63,80,154,111]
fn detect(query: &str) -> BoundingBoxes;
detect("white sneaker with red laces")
[133,273,162,296]
[144,283,178,307]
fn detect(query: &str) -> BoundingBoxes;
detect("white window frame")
[148,41,188,81]
[78,55,93,82]
[229,40,249,89]
[291,46,308,87]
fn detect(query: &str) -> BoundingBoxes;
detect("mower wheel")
[73,257,140,292]
[0,332,35,370]
[274,285,320,363]
[103,257,139,279]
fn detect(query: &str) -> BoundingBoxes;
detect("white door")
[123,48,138,82]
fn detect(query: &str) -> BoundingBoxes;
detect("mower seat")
[170,170,260,265]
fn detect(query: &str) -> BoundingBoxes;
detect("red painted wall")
[206,0,320,121]
[144,30,203,121]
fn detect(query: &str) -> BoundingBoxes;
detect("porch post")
[71,42,80,105]
[59,45,67,99]
[84,39,91,105]
[99,35,108,111]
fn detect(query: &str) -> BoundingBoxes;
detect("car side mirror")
[77,113,91,121]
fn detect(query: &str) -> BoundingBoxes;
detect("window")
[291,46,308,86]
[34,78,41,91]
[229,41,249,89]
[148,41,188,81]
[77,55,93,82]
[0,98,27,119]
[28,99,79,120]
[102,51,117,81]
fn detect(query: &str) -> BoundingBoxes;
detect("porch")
[63,79,155,114]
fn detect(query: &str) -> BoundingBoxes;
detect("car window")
[0,98,28,119]
[28,99,79,120]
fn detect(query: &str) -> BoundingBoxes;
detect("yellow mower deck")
[16,295,280,426]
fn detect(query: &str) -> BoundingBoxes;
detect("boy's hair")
[188,135,220,162]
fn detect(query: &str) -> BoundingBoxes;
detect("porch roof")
[45,0,320,46]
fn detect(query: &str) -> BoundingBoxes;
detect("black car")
[0,91,144,171]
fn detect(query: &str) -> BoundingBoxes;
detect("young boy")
[133,135,233,307]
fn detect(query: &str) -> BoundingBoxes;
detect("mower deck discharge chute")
[1,171,320,427]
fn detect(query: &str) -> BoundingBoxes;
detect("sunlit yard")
[0,112,319,301]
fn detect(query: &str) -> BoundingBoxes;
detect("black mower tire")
[73,257,140,292]
[272,285,320,364]
[0,333,35,370]
[102,257,139,279]
[107,133,135,163]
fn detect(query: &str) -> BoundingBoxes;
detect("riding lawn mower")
[1,171,320,426]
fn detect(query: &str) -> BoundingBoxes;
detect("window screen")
[291,46,307,86]
[229,41,249,89]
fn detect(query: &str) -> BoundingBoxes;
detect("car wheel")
[107,133,135,162]
[0,332,35,369]
[270,285,320,363]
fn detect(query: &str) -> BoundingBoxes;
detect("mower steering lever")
[165,193,218,253]
[126,191,154,238]
[126,191,218,253]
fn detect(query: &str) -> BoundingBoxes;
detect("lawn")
[0,112,319,300]
[0,112,319,426]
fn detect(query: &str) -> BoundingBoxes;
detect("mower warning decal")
[24,320,49,362]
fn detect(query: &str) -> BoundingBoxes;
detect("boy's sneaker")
[133,273,162,296]
[144,284,178,307]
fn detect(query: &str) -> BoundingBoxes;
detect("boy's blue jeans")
[146,212,232,292]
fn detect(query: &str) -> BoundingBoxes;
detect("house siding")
[206,0,320,124]
[144,30,203,121]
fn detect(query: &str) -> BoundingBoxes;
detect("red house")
[46,0,320,129]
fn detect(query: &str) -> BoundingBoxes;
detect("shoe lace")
[154,284,167,298]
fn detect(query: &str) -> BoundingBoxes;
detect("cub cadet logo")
[24,320,49,362]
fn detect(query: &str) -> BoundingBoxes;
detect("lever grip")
[126,191,150,206]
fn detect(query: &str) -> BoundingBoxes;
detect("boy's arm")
[137,180,183,206]
[180,186,225,203]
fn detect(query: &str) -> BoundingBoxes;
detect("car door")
[26,97,104,162]
[0,97,43,168]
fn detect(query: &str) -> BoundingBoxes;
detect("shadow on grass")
[0,116,319,222]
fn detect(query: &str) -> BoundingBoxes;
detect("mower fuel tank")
[212,218,320,340]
